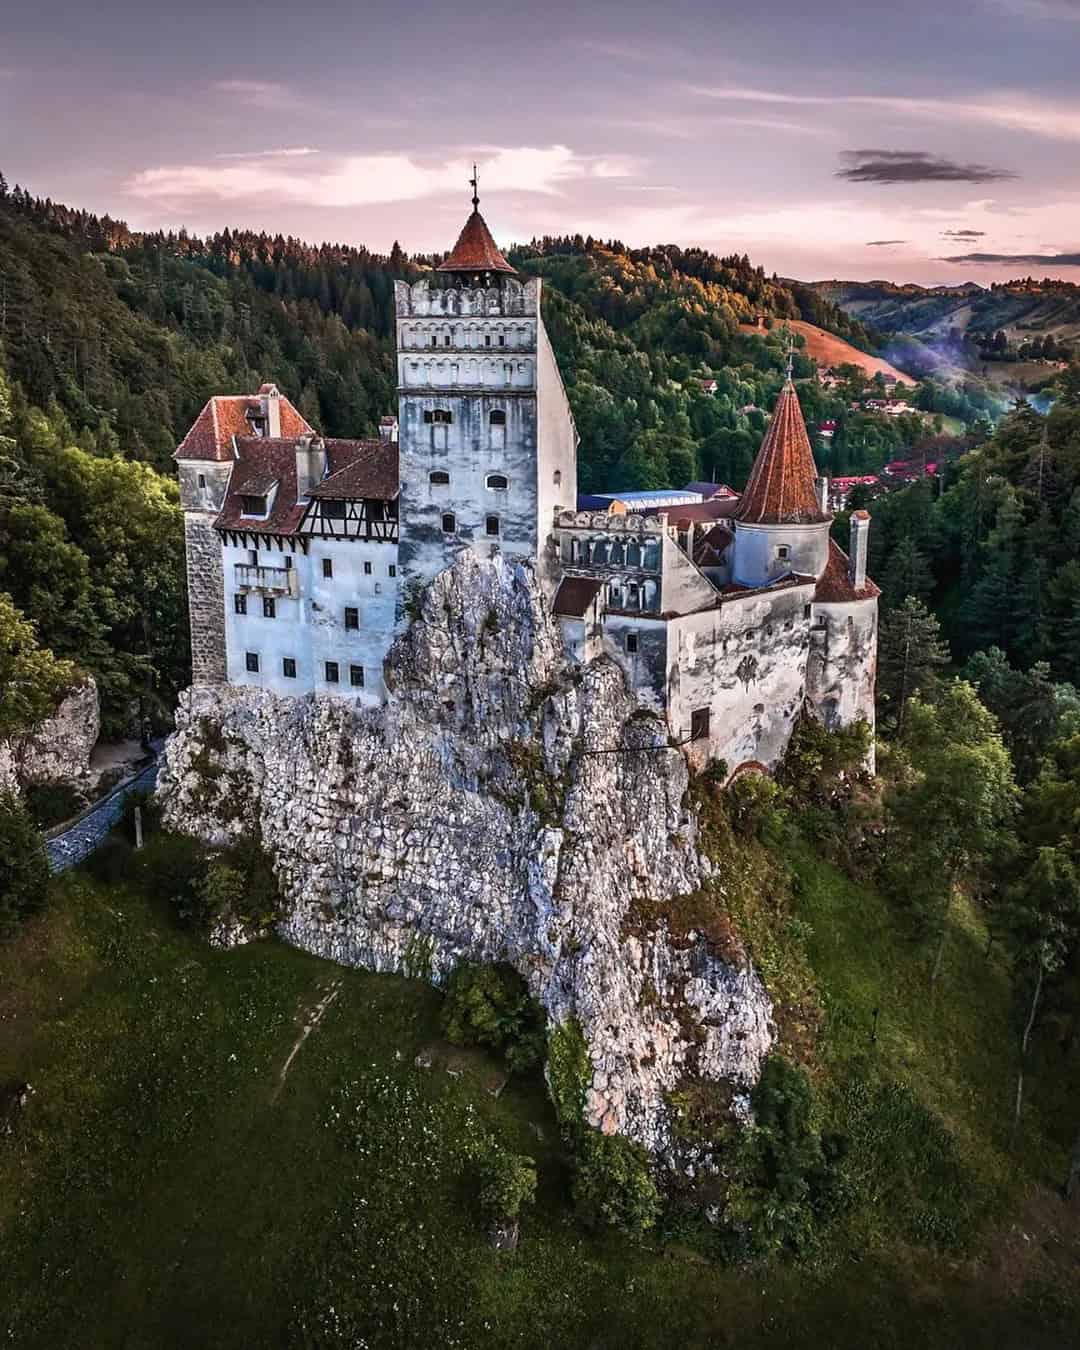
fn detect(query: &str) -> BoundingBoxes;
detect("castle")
[175,196,878,776]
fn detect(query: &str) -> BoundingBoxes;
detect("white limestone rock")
[158,554,774,1155]
[4,677,100,790]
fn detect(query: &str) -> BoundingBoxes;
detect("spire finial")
[786,335,794,384]
[470,163,479,210]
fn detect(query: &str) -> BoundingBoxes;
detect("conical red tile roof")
[736,380,830,525]
[437,209,516,275]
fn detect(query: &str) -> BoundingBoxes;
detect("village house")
[175,195,878,775]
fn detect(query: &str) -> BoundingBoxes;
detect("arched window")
[553,470,562,487]
[441,512,456,534]
[489,409,506,426]
[430,471,450,485]
[485,473,508,491]
[485,515,500,537]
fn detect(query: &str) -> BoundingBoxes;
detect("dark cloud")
[838,150,1017,184]
[866,239,907,246]
[942,228,987,238]
[941,250,1080,265]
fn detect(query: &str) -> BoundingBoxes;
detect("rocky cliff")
[158,554,773,1153]
[0,677,100,793]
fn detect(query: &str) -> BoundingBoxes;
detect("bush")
[85,834,135,886]
[721,1055,847,1261]
[441,962,546,1072]
[726,773,787,841]
[0,791,50,938]
[478,1150,537,1220]
[22,779,85,830]
[133,832,207,924]
[572,1130,661,1234]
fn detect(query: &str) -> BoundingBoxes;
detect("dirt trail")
[271,980,342,1102]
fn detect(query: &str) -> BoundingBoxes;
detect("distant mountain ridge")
[805,277,1080,346]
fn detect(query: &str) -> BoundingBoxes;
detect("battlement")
[394,276,540,319]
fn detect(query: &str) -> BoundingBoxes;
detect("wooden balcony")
[234,564,296,595]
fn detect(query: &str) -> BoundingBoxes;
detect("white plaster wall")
[222,536,397,703]
[660,529,719,615]
[807,598,878,742]
[534,313,579,588]
[666,585,815,773]
[732,521,831,589]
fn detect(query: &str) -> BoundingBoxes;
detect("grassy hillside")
[739,318,913,384]
[1,814,1077,1349]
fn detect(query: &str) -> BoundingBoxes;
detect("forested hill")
[0,178,870,491]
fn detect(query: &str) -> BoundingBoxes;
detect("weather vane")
[470,163,479,210]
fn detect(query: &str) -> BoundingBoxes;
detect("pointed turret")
[736,379,829,526]
[436,164,517,277]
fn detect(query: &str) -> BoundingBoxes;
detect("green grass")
[1,854,1078,1348]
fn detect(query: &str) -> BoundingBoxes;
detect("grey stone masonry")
[185,513,227,683]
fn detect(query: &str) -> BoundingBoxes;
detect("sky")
[2,0,1079,286]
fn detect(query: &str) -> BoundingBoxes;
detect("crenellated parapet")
[394,276,540,318]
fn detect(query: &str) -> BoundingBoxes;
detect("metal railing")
[234,564,295,594]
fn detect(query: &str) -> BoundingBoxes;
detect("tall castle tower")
[393,177,578,597]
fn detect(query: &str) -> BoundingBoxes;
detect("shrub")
[133,832,207,925]
[478,1150,537,1220]
[0,791,50,938]
[571,1130,661,1234]
[726,773,787,841]
[85,834,134,886]
[721,1055,847,1261]
[441,962,546,1072]
[22,779,84,830]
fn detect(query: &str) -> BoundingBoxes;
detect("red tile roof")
[553,576,605,618]
[214,437,398,537]
[684,482,739,501]
[662,499,741,526]
[693,523,734,568]
[814,539,880,604]
[437,209,516,276]
[174,391,313,463]
[736,381,830,526]
[309,439,399,501]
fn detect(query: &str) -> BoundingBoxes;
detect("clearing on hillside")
[740,319,913,385]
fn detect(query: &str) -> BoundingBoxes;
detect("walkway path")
[45,759,160,874]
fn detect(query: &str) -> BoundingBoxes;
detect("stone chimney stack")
[849,510,870,591]
[260,383,282,438]
[379,415,399,443]
[816,475,829,515]
[295,435,327,502]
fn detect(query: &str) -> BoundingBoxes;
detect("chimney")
[260,383,282,438]
[295,435,327,502]
[379,415,399,443]
[815,475,829,514]
[849,510,870,591]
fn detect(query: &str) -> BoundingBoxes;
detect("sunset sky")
[3,0,1079,285]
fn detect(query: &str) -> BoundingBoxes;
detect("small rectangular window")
[363,561,372,575]
[198,473,206,489]
[498,335,505,347]
[241,494,267,517]
[344,607,359,631]
[263,597,276,619]
[282,657,297,679]
[485,515,500,537]
[322,500,346,520]
[249,550,258,566]
[234,594,247,615]
[777,546,790,561]
[442,512,456,534]
[325,661,339,684]
[284,555,293,570]
[690,707,711,742]
[322,558,333,579]
[431,335,438,348]
[245,651,260,673]
[444,335,451,347]
[485,335,491,347]
[424,410,434,423]
[626,633,639,654]
[804,604,812,619]
[388,564,397,578]
[350,664,365,688]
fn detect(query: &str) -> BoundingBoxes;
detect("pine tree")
[877,596,951,736]
[881,535,934,608]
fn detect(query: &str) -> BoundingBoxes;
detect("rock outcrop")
[158,554,773,1153]
[0,677,100,793]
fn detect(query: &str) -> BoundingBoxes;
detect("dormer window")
[241,494,268,517]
